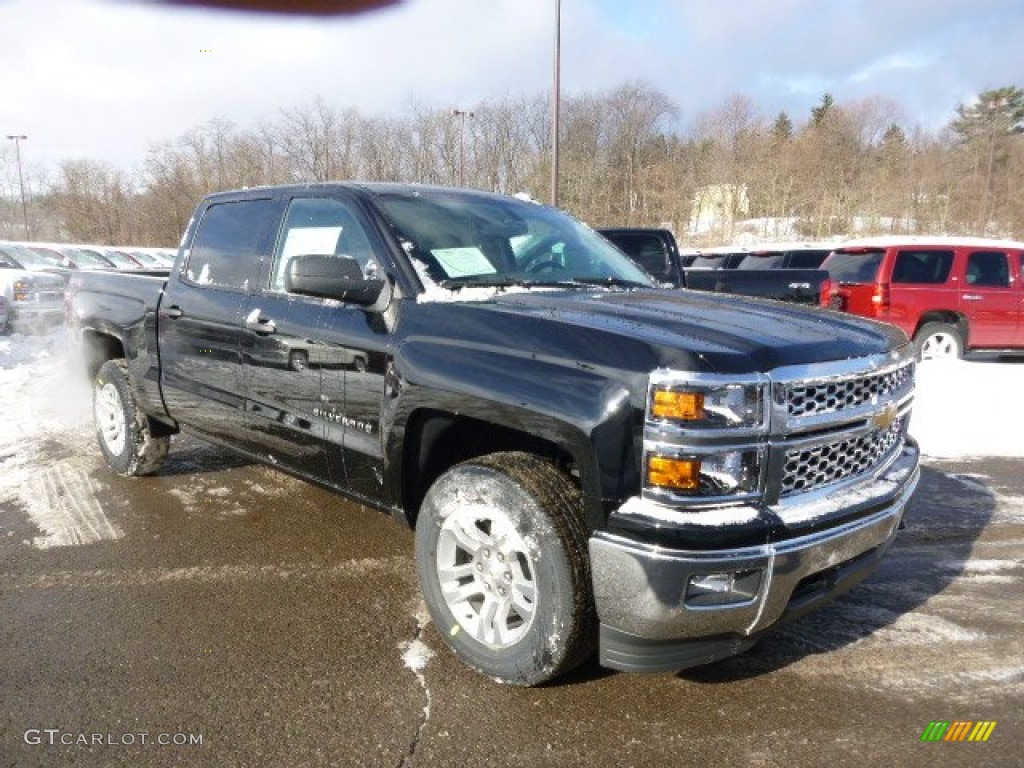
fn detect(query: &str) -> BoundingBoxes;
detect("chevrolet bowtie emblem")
[872,402,899,430]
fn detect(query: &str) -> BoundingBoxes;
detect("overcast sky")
[1,0,1022,180]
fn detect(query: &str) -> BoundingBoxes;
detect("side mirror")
[285,255,386,307]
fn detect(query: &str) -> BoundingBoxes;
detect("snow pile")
[910,358,1024,458]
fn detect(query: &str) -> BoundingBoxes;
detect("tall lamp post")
[451,109,474,187]
[551,0,561,207]
[5,134,29,239]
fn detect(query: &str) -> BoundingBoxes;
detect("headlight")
[650,383,765,430]
[646,450,761,496]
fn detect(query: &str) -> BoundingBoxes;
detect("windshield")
[824,250,884,283]
[65,248,113,268]
[373,189,655,290]
[4,245,57,269]
[130,250,162,266]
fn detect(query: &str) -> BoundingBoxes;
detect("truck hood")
[475,287,908,374]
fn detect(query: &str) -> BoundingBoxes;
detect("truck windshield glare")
[375,189,654,288]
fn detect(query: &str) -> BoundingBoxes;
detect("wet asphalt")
[1,433,1021,767]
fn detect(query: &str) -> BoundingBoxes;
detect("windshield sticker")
[431,247,496,278]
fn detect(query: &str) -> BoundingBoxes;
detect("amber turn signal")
[651,389,704,420]
[647,456,700,491]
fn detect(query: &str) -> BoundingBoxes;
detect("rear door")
[886,248,956,334]
[160,196,276,443]
[959,249,1018,348]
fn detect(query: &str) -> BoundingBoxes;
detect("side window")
[185,199,273,290]
[965,251,1010,287]
[271,197,378,292]
[891,250,953,284]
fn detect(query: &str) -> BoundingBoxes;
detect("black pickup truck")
[69,183,920,685]
[599,228,830,304]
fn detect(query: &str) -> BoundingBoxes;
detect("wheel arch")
[393,406,603,531]
[913,311,968,344]
[81,329,126,381]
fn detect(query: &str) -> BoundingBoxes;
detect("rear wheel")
[93,359,170,476]
[414,452,595,686]
[915,323,962,361]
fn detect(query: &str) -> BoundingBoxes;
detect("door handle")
[244,308,277,334]
[165,305,184,319]
[962,294,984,301]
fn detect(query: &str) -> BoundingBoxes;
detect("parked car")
[125,249,169,269]
[820,236,1024,359]
[68,182,919,685]
[23,245,73,268]
[46,245,116,270]
[688,246,749,270]
[0,294,8,334]
[0,243,71,276]
[70,246,140,270]
[599,229,827,304]
[0,250,67,332]
[736,243,834,270]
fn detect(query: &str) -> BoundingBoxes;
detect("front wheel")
[915,322,962,361]
[414,452,596,686]
[93,359,170,476]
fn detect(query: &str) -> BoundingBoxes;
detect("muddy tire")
[415,452,596,686]
[93,359,170,476]
[915,322,962,361]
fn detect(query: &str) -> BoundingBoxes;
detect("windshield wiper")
[563,276,652,289]
[438,276,545,290]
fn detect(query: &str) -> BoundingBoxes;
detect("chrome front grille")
[785,362,914,419]
[781,417,905,496]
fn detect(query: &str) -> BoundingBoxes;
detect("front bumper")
[589,441,920,672]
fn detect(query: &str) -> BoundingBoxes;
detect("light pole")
[451,109,474,187]
[5,134,29,238]
[551,0,561,207]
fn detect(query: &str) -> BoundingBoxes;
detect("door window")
[966,251,1010,287]
[891,250,954,284]
[270,197,379,292]
[185,199,273,290]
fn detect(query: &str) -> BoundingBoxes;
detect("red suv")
[821,236,1024,359]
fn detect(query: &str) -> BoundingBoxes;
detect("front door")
[241,193,390,490]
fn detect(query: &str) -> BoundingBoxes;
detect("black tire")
[93,359,170,476]
[414,452,596,686]
[915,322,962,361]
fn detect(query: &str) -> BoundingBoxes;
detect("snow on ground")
[910,357,1024,458]
[0,327,111,548]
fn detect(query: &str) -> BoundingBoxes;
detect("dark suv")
[821,236,1024,359]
